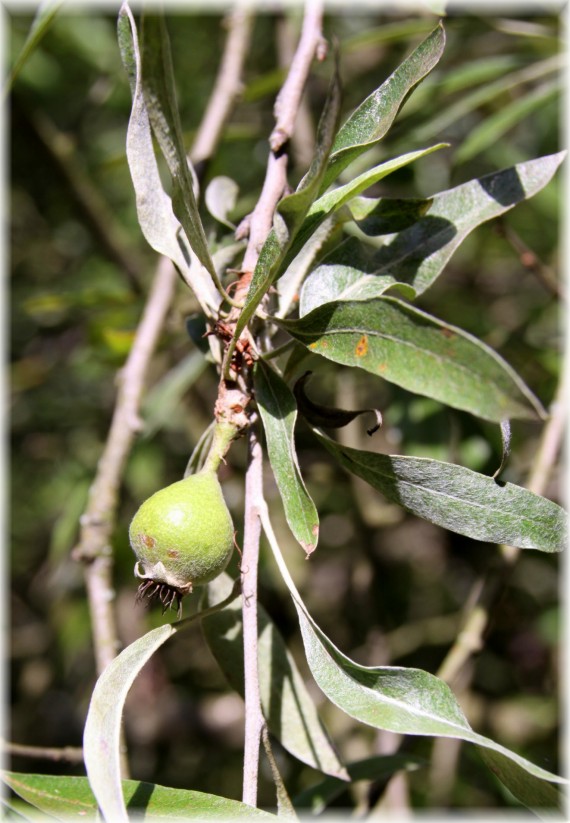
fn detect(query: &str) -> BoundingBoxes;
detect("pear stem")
[202,420,241,475]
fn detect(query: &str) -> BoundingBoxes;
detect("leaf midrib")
[350,457,547,529]
[293,322,520,405]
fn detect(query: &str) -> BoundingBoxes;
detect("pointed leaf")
[478,749,564,812]
[300,236,415,316]
[139,13,218,283]
[254,361,319,554]
[2,772,276,820]
[83,584,240,821]
[314,431,567,551]
[202,574,348,779]
[84,622,176,822]
[321,24,446,192]
[283,143,446,270]
[117,5,219,313]
[279,297,545,423]
[260,511,566,812]
[320,152,566,300]
[4,0,65,94]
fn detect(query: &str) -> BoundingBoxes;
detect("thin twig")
[270,0,325,152]
[495,219,564,300]
[233,4,325,805]
[3,741,84,765]
[239,0,324,279]
[191,6,253,170]
[241,429,265,807]
[240,150,290,275]
[275,13,316,169]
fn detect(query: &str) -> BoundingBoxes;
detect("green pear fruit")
[129,470,234,606]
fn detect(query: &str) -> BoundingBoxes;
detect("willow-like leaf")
[254,361,319,554]
[314,430,566,552]
[280,297,545,423]
[260,508,566,814]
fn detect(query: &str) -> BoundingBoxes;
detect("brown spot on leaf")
[440,327,455,339]
[378,362,387,373]
[355,335,368,357]
[141,534,156,549]
[167,549,180,559]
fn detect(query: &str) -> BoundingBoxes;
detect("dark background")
[8,6,563,813]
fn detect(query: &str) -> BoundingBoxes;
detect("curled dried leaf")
[293,371,382,435]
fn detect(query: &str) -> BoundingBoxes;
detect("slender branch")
[191,7,253,170]
[241,429,265,807]
[3,741,84,765]
[240,150,290,275]
[495,219,564,300]
[276,12,316,169]
[238,0,324,280]
[228,5,325,806]
[270,0,325,152]
[73,256,177,655]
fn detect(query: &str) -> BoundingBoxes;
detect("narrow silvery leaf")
[140,13,218,281]
[117,5,219,314]
[260,509,566,812]
[349,195,433,235]
[314,431,566,552]
[202,573,348,779]
[84,622,176,822]
[3,772,277,820]
[321,24,446,192]
[254,361,319,554]
[118,7,186,268]
[300,236,416,316]
[279,297,546,423]
[340,152,566,299]
[283,143,447,270]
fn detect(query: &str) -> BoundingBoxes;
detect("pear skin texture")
[129,471,234,590]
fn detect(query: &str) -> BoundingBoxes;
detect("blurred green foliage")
[9,6,563,814]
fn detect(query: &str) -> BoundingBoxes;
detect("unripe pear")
[129,470,234,614]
